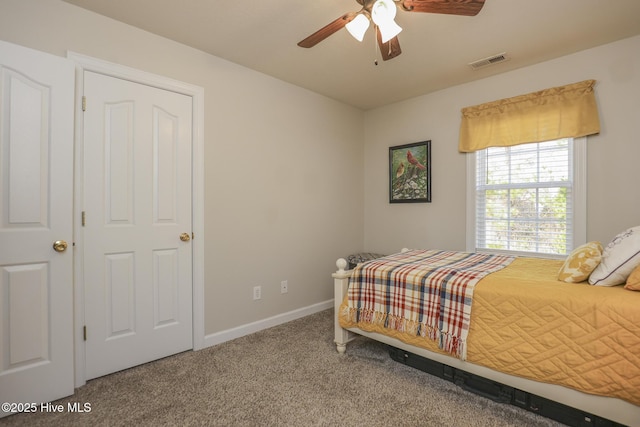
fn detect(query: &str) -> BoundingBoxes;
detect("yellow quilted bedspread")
[339,257,640,406]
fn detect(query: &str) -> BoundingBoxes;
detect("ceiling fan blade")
[377,33,402,61]
[401,0,486,16]
[297,12,357,48]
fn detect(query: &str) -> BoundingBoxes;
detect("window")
[467,138,586,258]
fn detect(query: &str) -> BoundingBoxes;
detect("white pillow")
[589,225,640,286]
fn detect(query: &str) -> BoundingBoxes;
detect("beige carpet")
[3,309,563,426]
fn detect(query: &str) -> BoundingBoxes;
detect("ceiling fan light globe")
[371,0,397,25]
[378,20,402,43]
[346,13,370,42]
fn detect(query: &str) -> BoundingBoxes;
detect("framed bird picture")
[389,140,431,203]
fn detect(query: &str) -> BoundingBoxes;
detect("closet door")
[82,70,193,380]
[0,40,75,413]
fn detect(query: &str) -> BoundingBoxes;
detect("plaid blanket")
[344,249,514,359]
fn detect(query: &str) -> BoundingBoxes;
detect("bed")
[332,248,640,426]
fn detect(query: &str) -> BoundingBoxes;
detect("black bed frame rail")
[388,346,627,427]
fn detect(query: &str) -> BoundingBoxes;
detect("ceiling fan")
[297,0,486,61]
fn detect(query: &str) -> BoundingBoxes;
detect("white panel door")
[0,41,74,410]
[83,71,193,380]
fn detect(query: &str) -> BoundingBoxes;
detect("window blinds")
[475,139,572,255]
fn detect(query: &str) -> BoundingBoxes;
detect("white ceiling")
[63,0,640,110]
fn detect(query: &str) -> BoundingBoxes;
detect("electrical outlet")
[280,280,288,294]
[253,286,261,300]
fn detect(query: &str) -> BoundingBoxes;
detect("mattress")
[339,256,640,406]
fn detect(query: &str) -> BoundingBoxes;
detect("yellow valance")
[458,80,600,152]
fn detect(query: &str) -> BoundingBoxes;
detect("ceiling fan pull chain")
[374,25,379,66]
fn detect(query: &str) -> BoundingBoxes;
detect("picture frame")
[389,140,431,203]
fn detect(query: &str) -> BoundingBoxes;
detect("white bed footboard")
[333,256,640,426]
[332,258,356,354]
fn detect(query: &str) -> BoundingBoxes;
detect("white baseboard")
[201,299,333,349]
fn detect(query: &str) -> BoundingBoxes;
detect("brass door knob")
[53,240,68,252]
[180,233,191,242]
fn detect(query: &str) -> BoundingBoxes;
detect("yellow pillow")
[625,264,640,291]
[558,241,603,283]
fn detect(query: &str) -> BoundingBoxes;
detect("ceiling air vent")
[468,52,510,70]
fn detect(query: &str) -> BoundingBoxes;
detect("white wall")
[363,35,640,255]
[0,0,365,335]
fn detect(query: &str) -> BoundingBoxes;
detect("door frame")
[68,52,205,388]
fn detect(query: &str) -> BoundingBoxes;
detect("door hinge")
[81,211,86,227]
[82,96,86,112]
[83,325,87,341]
